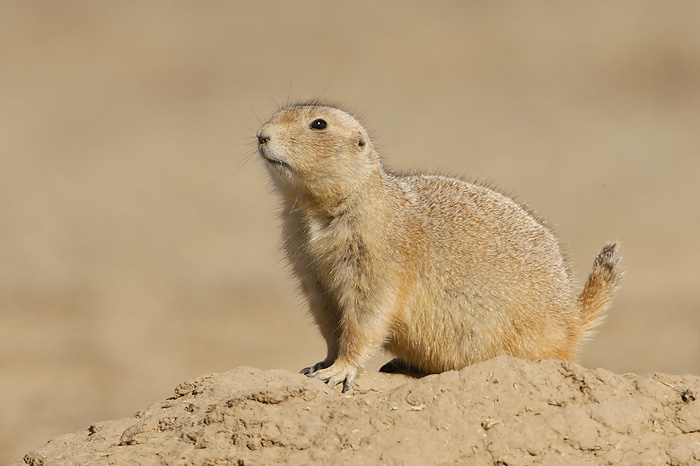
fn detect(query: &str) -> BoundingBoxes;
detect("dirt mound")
[17,356,700,466]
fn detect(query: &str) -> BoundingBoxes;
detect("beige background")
[1,1,699,463]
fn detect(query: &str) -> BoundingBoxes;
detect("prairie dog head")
[257,104,379,204]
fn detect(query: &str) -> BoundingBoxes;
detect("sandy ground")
[1,2,699,463]
[16,357,700,465]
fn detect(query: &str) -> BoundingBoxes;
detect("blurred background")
[2,1,699,462]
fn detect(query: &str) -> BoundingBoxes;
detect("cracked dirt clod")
[15,357,700,466]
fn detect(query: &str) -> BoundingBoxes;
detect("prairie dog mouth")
[258,146,289,168]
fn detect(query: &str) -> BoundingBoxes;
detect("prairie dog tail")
[578,243,623,335]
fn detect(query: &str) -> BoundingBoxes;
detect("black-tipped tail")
[578,243,623,334]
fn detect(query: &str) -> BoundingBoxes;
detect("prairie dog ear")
[356,132,367,150]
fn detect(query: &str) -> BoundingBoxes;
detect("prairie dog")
[256,103,622,392]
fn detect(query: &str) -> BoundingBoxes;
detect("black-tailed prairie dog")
[256,102,622,392]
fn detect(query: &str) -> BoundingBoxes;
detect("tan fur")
[256,103,623,392]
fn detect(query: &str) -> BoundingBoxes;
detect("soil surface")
[17,357,700,466]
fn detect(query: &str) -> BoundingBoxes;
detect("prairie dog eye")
[310,119,327,130]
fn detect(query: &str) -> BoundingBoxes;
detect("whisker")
[266,95,281,112]
[238,151,258,169]
[251,108,263,126]
[235,135,259,144]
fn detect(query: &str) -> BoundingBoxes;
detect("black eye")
[310,119,327,130]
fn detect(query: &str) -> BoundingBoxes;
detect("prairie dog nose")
[257,127,271,144]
